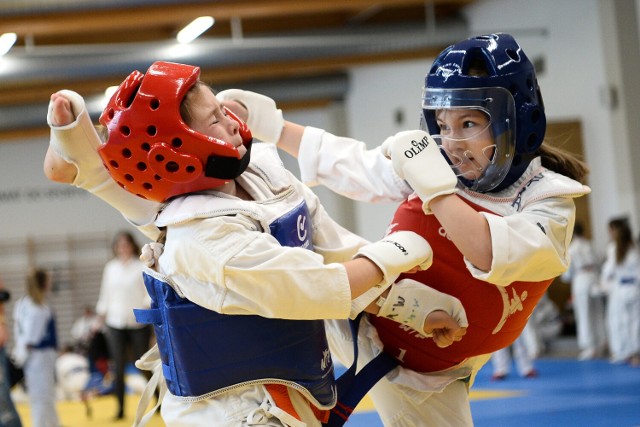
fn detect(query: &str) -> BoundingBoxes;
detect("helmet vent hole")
[506,48,520,62]
[172,138,182,148]
[124,174,134,182]
[106,109,115,120]
[147,126,157,136]
[155,154,165,162]
[154,175,162,181]
[120,126,131,136]
[166,162,179,173]
[141,143,151,151]
[122,148,132,158]
[137,162,147,171]
[143,183,153,190]
[526,133,538,149]
[109,160,119,168]
[186,166,195,173]
[531,109,541,124]
[150,99,160,110]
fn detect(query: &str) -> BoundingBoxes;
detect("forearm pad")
[376,278,468,337]
[48,90,162,231]
[48,90,109,192]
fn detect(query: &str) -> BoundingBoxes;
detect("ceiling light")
[102,86,119,109]
[177,16,214,44]
[0,33,17,57]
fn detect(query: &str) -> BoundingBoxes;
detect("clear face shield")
[421,87,517,192]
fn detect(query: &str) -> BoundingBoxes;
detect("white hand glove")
[140,242,164,268]
[355,231,432,285]
[382,130,458,214]
[376,278,468,337]
[48,90,162,229]
[47,90,108,191]
[216,89,284,143]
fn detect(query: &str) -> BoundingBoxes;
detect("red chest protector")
[369,196,553,373]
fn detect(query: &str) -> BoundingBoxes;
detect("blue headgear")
[421,33,546,192]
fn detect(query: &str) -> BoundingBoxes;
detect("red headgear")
[98,61,252,202]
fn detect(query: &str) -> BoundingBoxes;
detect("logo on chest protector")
[297,214,308,242]
[269,200,313,250]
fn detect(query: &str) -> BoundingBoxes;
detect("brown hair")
[112,230,141,258]
[26,268,50,306]
[180,81,214,126]
[538,142,589,183]
[609,217,634,264]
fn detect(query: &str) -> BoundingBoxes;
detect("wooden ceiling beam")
[0,0,471,38]
[0,46,444,108]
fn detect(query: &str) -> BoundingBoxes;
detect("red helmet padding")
[98,61,251,202]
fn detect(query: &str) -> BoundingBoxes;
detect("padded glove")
[382,130,458,213]
[355,231,432,285]
[376,278,468,337]
[217,89,284,143]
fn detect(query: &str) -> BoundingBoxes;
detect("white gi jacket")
[298,126,590,394]
[601,244,640,361]
[141,143,382,427]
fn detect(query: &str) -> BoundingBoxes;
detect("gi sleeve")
[160,216,353,320]
[298,126,412,203]
[466,196,574,286]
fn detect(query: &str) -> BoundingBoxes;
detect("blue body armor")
[33,316,57,350]
[134,200,337,406]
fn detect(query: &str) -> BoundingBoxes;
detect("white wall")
[344,60,427,241]
[0,138,144,241]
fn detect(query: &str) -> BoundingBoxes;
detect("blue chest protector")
[134,200,337,407]
[33,316,58,350]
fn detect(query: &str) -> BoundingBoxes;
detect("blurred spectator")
[70,306,99,353]
[95,230,151,420]
[601,217,640,365]
[561,222,607,360]
[12,268,60,427]
[490,321,539,380]
[0,277,22,427]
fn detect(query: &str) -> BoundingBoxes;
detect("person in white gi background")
[12,268,60,427]
[601,217,640,365]
[561,221,607,360]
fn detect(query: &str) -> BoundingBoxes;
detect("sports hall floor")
[13,339,640,427]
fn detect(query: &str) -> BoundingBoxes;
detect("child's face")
[435,108,495,181]
[186,84,247,158]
